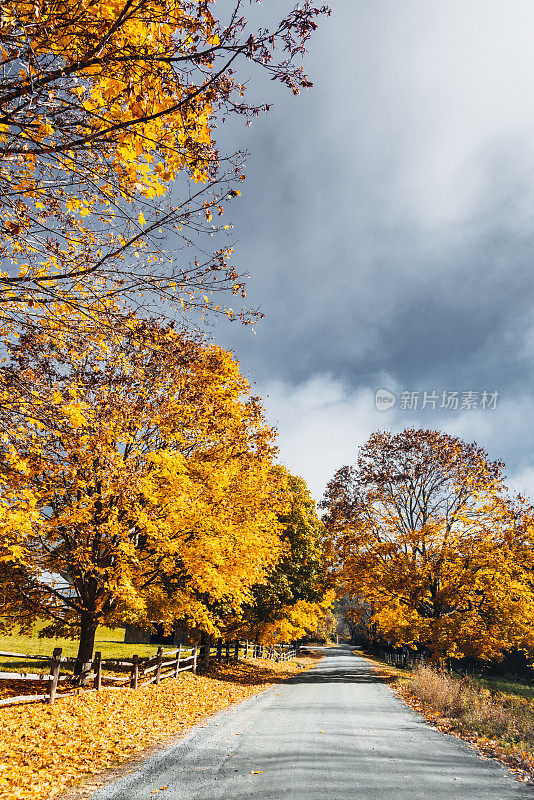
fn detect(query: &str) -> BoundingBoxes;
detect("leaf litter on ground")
[0,655,321,800]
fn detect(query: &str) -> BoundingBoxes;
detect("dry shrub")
[410,666,534,747]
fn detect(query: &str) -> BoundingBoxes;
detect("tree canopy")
[0,0,329,320]
[322,428,534,660]
[230,472,333,643]
[0,308,289,667]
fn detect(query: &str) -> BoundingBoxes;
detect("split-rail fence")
[0,639,298,708]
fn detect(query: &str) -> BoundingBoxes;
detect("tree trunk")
[74,615,98,684]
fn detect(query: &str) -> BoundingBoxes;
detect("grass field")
[476,675,534,702]
[0,623,265,675]
[0,621,165,672]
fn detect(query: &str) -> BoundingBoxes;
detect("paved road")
[92,646,533,800]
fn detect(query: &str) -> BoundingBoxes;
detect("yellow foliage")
[0,1,327,318]
[324,429,534,660]
[261,590,336,645]
[0,307,289,650]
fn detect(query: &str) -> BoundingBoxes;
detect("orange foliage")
[0,0,329,317]
[0,307,288,663]
[323,428,534,659]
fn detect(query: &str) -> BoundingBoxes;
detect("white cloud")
[317,0,534,227]
[260,375,389,501]
[260,374,534,504]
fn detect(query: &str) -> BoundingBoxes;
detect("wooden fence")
[370,645,428,669]
[0,644,198,708]
[200,639,297,667]
[0,639,299,708]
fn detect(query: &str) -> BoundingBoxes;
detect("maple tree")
[225,472,333,644]
[322,428,534,660]
[0,307,288,671]
[0,0,329,321]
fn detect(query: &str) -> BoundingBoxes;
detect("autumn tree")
[223,472,333,644]
[322,428,534,660]
[333,595,372,644]
[0,308,287,671]
[0,0,329,320]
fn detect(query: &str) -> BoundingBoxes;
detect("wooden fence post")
[225,641,230,664]
[130,654,139,689]
[94,651,102,691]
[192,644,198,674]
[155,646,163,684]
[234,640,239,660]
[174,644,182,678]
[48,647,62,706]
[217,638,223,663]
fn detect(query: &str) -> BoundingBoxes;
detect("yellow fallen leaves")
[0,657,319,800]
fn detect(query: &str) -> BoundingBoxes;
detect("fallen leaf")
[0,656,320,800]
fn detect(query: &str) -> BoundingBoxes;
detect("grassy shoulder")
[0,653,322,800]
[475,675,534,702]
[398,666,534,783]
[360,649,534,785]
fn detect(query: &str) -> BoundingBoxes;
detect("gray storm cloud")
[207,0,534,500]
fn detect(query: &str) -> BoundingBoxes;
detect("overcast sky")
[209,0,534,502]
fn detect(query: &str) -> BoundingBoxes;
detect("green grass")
[0,625,273,674]
[474,675,534,702]
[0,621,169,672]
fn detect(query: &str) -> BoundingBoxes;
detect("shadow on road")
[287,647,390,685]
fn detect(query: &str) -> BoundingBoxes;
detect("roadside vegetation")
[402,666,534,783]
[409,666,534,747]
[361,650,534,784]
[477,676,534,702]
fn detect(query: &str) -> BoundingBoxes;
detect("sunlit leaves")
[0,659,310,800]
[323,428,534,660]
[0,306,288,654]
[0,0,329,319]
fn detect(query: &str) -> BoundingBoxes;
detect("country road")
[91,646,533,800]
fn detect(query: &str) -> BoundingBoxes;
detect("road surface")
[91,646,533,800]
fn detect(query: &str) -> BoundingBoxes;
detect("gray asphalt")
[91,646,533,800]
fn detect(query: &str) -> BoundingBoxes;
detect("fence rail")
[0,638,299,708]
[367,644,428,669]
